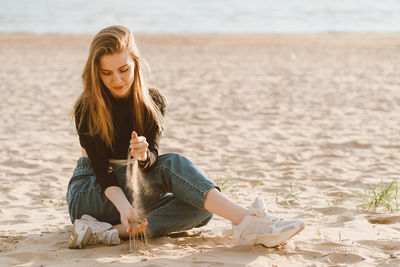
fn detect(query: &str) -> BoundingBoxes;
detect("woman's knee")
[155,153,192,174]
[160,152,187,164]
[67,185,120,225]
[162,152,201,171]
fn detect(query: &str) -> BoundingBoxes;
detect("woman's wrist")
[138,149,150,163]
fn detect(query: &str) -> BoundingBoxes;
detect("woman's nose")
[112,73,122,83]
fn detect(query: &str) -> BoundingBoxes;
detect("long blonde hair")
[73,25,164,148]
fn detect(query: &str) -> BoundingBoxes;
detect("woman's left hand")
[130,131,148,161]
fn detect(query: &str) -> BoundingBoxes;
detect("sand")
[1,33,400,266]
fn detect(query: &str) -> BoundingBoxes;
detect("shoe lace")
[265,213,282,224]
[250,207,282,224]
[248,197,284,224]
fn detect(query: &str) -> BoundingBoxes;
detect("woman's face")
[99,51,135,99]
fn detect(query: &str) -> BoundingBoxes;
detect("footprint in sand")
[326,252,366,265]
[313,241,383,265]
[367,215,400,225]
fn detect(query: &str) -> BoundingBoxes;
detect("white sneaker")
[232,197,305,247]
[248,196,268,217]
[80,214,112,234]
[89,228,120,246]
[68,214,120,248]
[68,216,92,249]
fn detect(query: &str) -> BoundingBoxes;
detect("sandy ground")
[1,33,400,266]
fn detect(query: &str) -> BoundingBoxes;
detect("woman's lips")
[113,85,124,90]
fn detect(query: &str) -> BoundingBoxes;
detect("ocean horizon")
[1,0,400,34]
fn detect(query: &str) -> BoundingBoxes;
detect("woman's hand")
[105,186,148,235]
[118,201,137,233]
[130,131,148,161]
[119,201,149,235]
[105,186,135,232]
[130,218,148,235]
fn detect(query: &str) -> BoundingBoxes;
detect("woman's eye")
[120,67,129,72]
[101,72,111,76]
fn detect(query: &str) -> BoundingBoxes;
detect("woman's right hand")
[130,131,149,161]
[119,201,137,233]
[105,186,148,234]
[119,202,149,234]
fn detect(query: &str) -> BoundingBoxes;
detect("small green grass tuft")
[355,178,399,213]
[326,194,345,207]
[214,176,234,191]
[324,233,329,240]
[316,229,321,239]
[251,181,264,190]
[276,181,301,206]
[316,229,330,241]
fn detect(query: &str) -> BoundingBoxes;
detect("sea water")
[0,0,399,34]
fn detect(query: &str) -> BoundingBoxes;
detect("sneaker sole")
[257,222,305,248]
[68,221,92,249]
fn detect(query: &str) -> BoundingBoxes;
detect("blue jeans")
[66,153,219,238]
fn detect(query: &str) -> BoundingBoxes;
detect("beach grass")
[275,181,301,206]
[214,176,234,191]
[355,178,399,213]
[325,194,345,207]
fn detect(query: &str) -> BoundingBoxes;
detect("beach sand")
[1,33,400,266]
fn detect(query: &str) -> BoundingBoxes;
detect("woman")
[66,25,305,249]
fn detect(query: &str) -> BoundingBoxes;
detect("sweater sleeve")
[75,109,120,193]
[138,88,167,172]
[137,127,161,171]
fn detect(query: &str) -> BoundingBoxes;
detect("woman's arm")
[105,186,135,232]
[79,134,120,191]
[137,87,167,171]
[137,131,160,171]
[75,109,120,192]
[82,145,138,233]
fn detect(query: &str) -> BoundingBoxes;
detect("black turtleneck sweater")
[75,88,166,192]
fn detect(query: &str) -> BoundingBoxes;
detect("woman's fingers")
[121,216,130,233]
[129,140,149,150]
[131,221,146,234]
[129,145,148,153]
[130,135,146,143]
[130,142,148,149]
[130,219,148,235]
[130,142,148,159]
[130,138,148,151]
[130,132,148,160]
[131,145,148,152]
